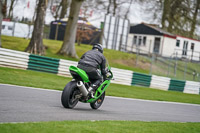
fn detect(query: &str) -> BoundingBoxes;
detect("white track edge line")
[0,83,200,107]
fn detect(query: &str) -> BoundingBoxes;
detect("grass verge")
[1,67,200,104]
[0,121,200,133]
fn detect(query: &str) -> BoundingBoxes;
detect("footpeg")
[90,93,95,98]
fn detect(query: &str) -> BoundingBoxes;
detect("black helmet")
[92,43,103,53]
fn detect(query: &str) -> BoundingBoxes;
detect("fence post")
[184,59,188,80]
[131,35,135,52]
[135,42,139,66]
[149,54,154,75]
[148,40,152,57]
[55,23,59,40]
[174,52,178,77]
[105,16,112,49]
[12,21,16,36]
[119,34,123,51]
[191,49,194,61]
[199,52,200,61]
[136,48,138,66]
[167,56,172,77]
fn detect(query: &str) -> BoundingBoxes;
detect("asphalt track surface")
[0,84,200,123]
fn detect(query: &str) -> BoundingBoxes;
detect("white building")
[1,21,33,38]
[127,23,200,61]
[175,36,200,61]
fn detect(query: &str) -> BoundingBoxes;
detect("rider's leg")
[88,69,103,89]
[86,70,103,98]
[77,65,102,95]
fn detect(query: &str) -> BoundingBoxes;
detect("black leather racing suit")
[77,49,106,87]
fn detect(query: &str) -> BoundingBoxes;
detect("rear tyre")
[90,92,105,109]
[61,81,79,109]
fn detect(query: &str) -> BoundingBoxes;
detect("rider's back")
[78,49,106,69]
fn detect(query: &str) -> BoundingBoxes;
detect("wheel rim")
[69,89,79,105]
[94,94,104,106]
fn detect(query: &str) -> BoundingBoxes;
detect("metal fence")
[130,50,200,82]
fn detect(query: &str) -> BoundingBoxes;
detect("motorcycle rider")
[77,43,107,95]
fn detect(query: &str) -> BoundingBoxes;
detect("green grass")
[1,67,200,104]
[0,121,200,133]
[1,35,149,73]
[0,67,70,90]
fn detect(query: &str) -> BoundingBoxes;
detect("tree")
[76,28,95,45]
[160,0,198,37]
[7,0,17,20]
[125,0,133,19]
[0,0,6,48]
[25,0,48,55]
[81,0,134,19]
[105,0,130,17]
[113,0,117,16]
[59,0,71,19]
[106,0,111,15]
[0,1,3,48]
[31,0,39,23]
[76,2,93,46]
[161,0,170,29]
[50,0,71,20]
[141,0,199,38]
[189,0,200,37]
[50,0,61,20]
[57,0,84,58]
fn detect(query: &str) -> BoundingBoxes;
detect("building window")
[133,36,137,45]
[133,35,146,47]
[176,40,180,47]
[182,41,188,56]
[8,26,13,31]
[2,25,5,29]
[191,43,195,50]
[143,36,146,46]
[138,36,142,46]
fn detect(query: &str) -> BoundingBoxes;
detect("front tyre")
[90,92,105,109]
[61,81,79,109]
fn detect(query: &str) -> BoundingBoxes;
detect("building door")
[153,37,160,54]
[182,41,188,56]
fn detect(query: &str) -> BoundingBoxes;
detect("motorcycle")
[61,64,113,109]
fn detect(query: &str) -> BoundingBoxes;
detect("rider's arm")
[80,53,86,59]
[101,57,107,80]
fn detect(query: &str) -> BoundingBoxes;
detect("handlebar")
[105,67,114,80]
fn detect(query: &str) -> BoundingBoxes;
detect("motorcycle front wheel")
[61,81,79,109]
[90,92,105,109]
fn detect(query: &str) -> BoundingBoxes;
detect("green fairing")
[69,65,113,103]
[69,66,89,82]
[87,80,111,103]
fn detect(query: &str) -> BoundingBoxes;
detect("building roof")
[130,23,176,38]
[52,18,99,31]
[176,35,200,42]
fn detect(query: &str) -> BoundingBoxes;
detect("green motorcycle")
[61,65,113,109]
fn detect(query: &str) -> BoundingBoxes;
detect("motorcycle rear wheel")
[90,92,105,109]
[61,81,79,109]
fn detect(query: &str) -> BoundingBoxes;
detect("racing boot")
[88,84,98,98]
